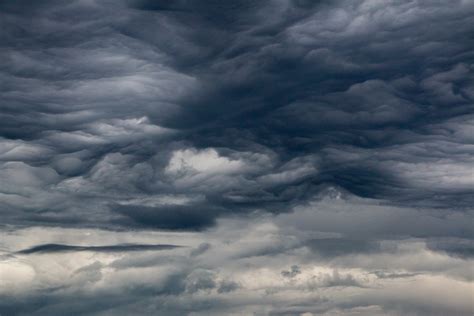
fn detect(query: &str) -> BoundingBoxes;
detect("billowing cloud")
[0,0,473,315]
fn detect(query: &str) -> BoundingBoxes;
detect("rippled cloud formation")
[1,1,473,315]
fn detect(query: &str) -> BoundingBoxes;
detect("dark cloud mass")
[0,0,473,315]
[16,243,181,254]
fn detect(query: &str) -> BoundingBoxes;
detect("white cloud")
[166,148,246,176]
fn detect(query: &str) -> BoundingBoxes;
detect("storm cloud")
[0,0,473,315]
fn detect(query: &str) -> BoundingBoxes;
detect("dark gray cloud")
[426,238,474,259]
[1,0,473,315]
[1,0,473,231]
[113,203,221,230]
[16,243,181,254]
[305,238,381,257]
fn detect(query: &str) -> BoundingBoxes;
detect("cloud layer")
[1,0,473,315]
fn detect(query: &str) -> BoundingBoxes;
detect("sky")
[0,0,473,315]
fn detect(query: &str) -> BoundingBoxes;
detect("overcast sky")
[1,0,473,315]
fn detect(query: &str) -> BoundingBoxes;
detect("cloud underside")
[0,0,473,315]
[16,243,181,254]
